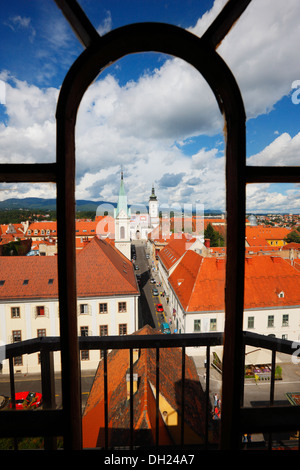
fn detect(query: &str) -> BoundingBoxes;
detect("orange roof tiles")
[82,324,207,448]
[246,226,291,241]
[169,251,300,312]
[158,235,196,271]
[0,237,138,300]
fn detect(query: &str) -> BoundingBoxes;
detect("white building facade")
[0,237,139,374]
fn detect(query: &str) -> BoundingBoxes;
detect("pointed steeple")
[149,184,157,201]
[115,170,130,218]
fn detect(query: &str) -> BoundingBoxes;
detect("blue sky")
[0,0,300,213]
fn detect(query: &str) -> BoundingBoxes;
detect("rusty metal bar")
[54,0,100,48]
[155,346,160,446]
[55,20,247,450]
[181,346,186,446]
[104,350,108,450]
[202,0,252,49]
[0,163,57,183]
[246,165,300,183]
[129,348,134,449]
[204,345,211,449]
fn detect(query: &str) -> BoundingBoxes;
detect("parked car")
[146,254,150,259]
[161,323,171,334]
[150,278,156,284]
[152,288,159,296]
[9,391,42,410]
[156,303,164,313]
[134,265,139,270]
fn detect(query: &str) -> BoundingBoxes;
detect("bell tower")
[149,185,159,227]
[114,171,131,259]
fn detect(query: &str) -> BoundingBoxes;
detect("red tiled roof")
[0,237,138,300]
[283,242,300,250]
[158,235,196,271]
[246,226,291,241]
[169,251,300,312]
[82,324,207,448]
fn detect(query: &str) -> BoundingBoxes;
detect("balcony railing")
[0,331,300,451]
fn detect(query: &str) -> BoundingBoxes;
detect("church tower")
[114,171,131,259]
[149,185,159,228]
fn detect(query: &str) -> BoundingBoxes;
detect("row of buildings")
[0,173,300,374]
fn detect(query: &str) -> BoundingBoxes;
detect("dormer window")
[23,280,29,285]
[278,291,284,298]
[0,280,5,286]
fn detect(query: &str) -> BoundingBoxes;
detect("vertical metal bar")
[241,341,246,407]
[9,357,16,410]
[267,348,277,450]
[40,348,56,450]
[9,357,18,450]
[181,346,186,446]
[130,348,134,450]
[56,92,82,450]
[155,347,160,446]
[270,349,276,405]
[204,345,211,449]
[104,350,108,450]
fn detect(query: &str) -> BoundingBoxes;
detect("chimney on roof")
[216,258,225,269]
[204,238,210,248]
[271,256,281,263]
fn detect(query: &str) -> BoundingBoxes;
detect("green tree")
[284,230,300,244]
[204,223,225,247]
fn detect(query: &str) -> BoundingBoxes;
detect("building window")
[80,326,89,337]
[120,226,125,239]
[14,356,23,366]
[268,315,274,328]
[119,324,127,335]
[37,329,46,337]
[210,318,217,331]
[11,307,20,318]
[247,316,254,329]
[12,330,21,342]
[194,319,201,332]
[36,306,45,316]
[81,350,89,361]
[100,325,108,336]
[118,302,127,313]
[79,304,88,314]
[99,303,108,314]
[282,314,289,327]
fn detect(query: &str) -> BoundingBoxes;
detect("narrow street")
[133,240,172,332]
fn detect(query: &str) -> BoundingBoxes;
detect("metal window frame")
[2,0,298,450]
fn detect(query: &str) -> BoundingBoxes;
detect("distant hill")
[0,198,116,212]
[0,197,224,215]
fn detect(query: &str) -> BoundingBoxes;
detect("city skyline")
[0,0,300,212]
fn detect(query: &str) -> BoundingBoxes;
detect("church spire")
[149,184,157,201]
[115,170,130,218]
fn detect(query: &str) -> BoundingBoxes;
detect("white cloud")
[1,0,300,213]
[247,132,300,166]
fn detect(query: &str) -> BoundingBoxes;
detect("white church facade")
[114,173,159,259]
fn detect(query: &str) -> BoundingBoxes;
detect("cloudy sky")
[0,0,300,213]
